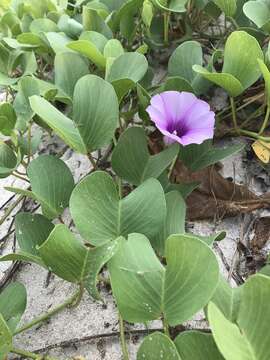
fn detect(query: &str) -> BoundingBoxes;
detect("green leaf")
[67,40,106,69]
[243,0,270,32]
[7,155,74,219]
[162,76,194,93]
[73,75,119,152]
[168,41,203,86]
[193,31,264,97]
[106,52,148,101]
[164,234,219,325]
[0,314,12,359]
[109,234,165,322]
[209,274,270,360]
[0,252,45,267]
[175,331,223,359]
[192,66,244,97]
[213,0,236,17]
[208,275,240,322]
[28,155,74,218]
[15,212,54,256]
[0,102,16,135]
[178,140,245,171]
[109,233,219,325]
[70,171,166,246]
[103,39,124,59]
[82,4,112,38]
[112,127,179,185]
[0,282,27,333]
[57,14,83,38]
[79,31,108,52]
[222,31,263,90]
[54,52,89,100]
[142,0,154,28]
[29,95,87,154]
[258,59,270,107]
[0,51,37,87]
[39,224,119,299]
[45,32,73,54]
[153,191,186,255]
[29,18,59,33]
[137,332,181,360]
[154,0,188,13]
[13,76,40,131]
[0,142,17,178]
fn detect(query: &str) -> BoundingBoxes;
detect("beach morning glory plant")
[146,91,215,145]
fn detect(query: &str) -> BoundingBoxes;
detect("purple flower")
[146,91,215,146]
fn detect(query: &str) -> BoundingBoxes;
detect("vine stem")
[168,153,178,181]
[0,194,25,226]
[119,312,129,360]
[162,318,170,337]
[230,97,239,134]
[87,152,97,170]
[14,286,83,335]
[259,106,270,135]
[10,347,43,359]
[238,129,270,142]
[27,122,32,165]
[12,172,30,183]
[164,11,170,45]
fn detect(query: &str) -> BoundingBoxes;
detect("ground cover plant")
[1,0,270,358]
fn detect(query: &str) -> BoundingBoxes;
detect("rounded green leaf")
[162,77,194,93]
[0,103,16,135]
[103,39,124,59]
[109,234,165,322]
[54,52,89,100]
[153,191,186,256]
[175,331,223,360]
[106,52,148,83]
[154,0,188,13]
[137,332,181,360]
[73,74,119,152]
[67,40,106,69]
[111,127,179,186]
[209,274,270,360]
[0,142,17,178]
[193,31,263,96]
[214,0,236,17]
[164,235,219,326]
[222,31,263,90]
[79,31,108,52]
[70,171,166,245]
[193,65,244,97]
[0,314,12,358]
[106,52,148,100]
[30,18,59,33]
[15,212,54,256]
[29,95,87,154]
[39,224,119,299]
[243,0,270,31]
[258,58,270,106]
[0,282,27,333]
[168,41,203,84]
[27,155,74,218]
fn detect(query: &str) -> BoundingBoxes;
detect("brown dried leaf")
[173,162,270,220]
[251,217,270,252]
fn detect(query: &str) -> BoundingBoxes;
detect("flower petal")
[160,91,197,127]
[155,124,185,145]
[181,99,215,131]
[180,127,214,145]
[146,94,168,127]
